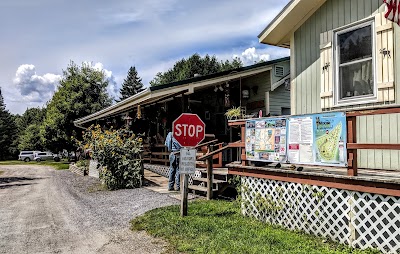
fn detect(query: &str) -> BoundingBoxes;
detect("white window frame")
[333,18,377,106]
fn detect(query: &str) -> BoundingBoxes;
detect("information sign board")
[245,117,287,162]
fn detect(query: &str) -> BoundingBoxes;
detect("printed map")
[315,121,342,161]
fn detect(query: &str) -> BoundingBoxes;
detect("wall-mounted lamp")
[242,89,249,99]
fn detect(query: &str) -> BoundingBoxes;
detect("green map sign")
[287,112,347,167]
[245,112,347,167]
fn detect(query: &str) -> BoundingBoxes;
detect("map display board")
[245,118,287,162]
[287,112,347,167]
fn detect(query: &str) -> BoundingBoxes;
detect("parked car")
[18,151,41,162]
[34,152,61,162]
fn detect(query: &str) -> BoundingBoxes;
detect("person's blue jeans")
[168,153,180,190]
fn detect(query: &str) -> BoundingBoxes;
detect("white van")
[18,151,41,162]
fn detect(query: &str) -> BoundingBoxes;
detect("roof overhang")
[258,0,326,47]
[73,87,191,128]
[74,57,290,128]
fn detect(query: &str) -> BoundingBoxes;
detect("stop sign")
[173,113,205,147]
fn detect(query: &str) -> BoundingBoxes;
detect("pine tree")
[0,88,18,160]
[119,66,144,100]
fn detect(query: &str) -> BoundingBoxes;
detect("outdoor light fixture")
[214,86,218,92]
[219,85,224,91]
[225,82,229,88]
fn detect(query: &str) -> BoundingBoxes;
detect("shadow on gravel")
[143,179,161,187]
[0,183,37,189]
[0,177,42,184]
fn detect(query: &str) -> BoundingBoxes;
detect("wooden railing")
[143,137,224,169]
[225,107,400,177]
[346,107,400,176]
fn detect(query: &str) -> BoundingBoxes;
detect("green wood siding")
[357,113,400,170]
[293,0,389,115]
[242,72,270,115]
[243,60,291,116]
[293,0,400,170]
[270,85,291,116]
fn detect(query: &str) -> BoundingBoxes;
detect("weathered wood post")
[206,144,214,200]
[347,115,357,176]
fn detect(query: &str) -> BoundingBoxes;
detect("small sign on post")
[180,148,196,174]
[172,113,206,217]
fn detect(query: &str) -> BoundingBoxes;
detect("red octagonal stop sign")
[173,113,205,147]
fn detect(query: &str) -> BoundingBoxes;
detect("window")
[334,20,375,104]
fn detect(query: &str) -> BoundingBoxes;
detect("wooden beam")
[228,120,246,127]
[347,143,400,150]
[346,107,400,117]
[228,142,245,148]
[198,144,231,161]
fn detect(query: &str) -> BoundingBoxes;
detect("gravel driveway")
[0,165,179,254]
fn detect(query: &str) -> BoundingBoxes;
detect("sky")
[0,0,290,115]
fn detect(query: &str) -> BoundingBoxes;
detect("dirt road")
[0,165,178,254]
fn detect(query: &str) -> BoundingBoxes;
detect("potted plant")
[225,106,242,120]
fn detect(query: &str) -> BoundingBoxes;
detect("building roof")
[74,57,290,127]
[258,0,326,47]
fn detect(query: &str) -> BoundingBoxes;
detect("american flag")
[384,0,400,25]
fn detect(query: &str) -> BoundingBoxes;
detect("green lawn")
[0,160,70,170]
[131,200,379,254]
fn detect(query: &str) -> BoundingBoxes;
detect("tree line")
[0,54,242,160]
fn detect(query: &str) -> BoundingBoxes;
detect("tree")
[41,61,112,152]
[0,88,18,160]
[16,107,46,151]
[18,124,44,151]
[119,66,144,100]
[150,54,243,86]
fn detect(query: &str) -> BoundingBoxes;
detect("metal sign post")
[179,148,196,216]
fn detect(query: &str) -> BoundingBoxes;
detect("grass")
[0,170,3,175]
[0,160,70,170]
[131,200,379,254]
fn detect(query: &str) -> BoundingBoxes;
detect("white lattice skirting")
[241,177,400,253]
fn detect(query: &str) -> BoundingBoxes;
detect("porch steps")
[188,167,231,197]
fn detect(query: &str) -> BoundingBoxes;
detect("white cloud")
[234,47,270,66]
[0,0,291,113]
[84,62,119,100]
[13,64,61,103]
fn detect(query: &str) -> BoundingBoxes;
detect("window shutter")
[376,13,395,102]
[320,36,333,110]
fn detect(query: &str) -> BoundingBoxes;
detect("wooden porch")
[195,106,400,198]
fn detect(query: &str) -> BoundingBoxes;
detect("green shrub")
[81,125,143,190]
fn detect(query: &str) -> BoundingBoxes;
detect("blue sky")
[0,0,290,114]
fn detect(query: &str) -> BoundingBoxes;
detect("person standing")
[165,131,182,191]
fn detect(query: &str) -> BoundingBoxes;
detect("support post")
[180,174,189,216]
[347,116,358,176]
[206,144,214,200]
[241,125,246,166]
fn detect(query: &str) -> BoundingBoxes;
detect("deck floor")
[227,161,400,185]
